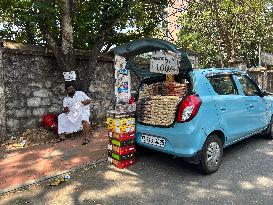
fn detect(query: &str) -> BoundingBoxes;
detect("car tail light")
[177,94,202,123]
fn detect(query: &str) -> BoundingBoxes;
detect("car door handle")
[220,107,226,111]
[249,104,255,109]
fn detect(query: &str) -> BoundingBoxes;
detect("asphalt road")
[1,135,273,205]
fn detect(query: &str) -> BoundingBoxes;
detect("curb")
[0,157,108,196]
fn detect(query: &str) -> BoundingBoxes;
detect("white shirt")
[58,91,91,134]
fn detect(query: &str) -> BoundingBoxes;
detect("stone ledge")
[3,41,113,62]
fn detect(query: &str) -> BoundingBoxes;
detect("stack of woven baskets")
[137,96,181,126]
[165,82,188,97]
[137,81,188,127]
[139,82,188,98]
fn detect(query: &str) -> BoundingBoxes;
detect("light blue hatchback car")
[136,68,273,174]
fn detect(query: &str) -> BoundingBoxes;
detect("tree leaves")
[0,0,168,50]
[177,0,273,68]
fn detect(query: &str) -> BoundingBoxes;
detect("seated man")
[58,82,92,145]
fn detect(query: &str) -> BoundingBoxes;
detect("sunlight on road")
[78,166,142,203]
[240,176,273,189]
[256,148,273,156]
[185,184,234,199]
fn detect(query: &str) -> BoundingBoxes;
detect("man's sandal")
[82,138,90,145]
[57,137,67,143]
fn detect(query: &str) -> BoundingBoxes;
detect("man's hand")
[63,106,70,113]
[81,99,91,105]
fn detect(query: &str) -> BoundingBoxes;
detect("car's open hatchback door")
[109,38,193,79]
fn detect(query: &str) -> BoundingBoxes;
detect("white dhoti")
[58,91,91,135]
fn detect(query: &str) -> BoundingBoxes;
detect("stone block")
[45,81,52,88]
[52,83,65,93]
[27,97,41,107]
[28,74,35,80]
[13,109,32,118]
[6,101,26,109]
[33,90,52,98]
[41,98,51,106]
[48,106,61,113]
[7,119,19,129]
[24,118,39,128]
[52,97,63,105]
[33,108,46,117]
[29,82,43,88]
[89,85,96,92]
[21,87,32,96]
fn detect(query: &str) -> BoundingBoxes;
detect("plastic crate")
[108,151,135,162]
[108,144,136,155]
[108,131,135,141]
[111,138,135,147]
[108,157,136,169]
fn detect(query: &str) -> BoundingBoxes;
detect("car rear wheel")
[199,134,223,174]
[266,116,273,139]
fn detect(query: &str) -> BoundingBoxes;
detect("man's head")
[65,82,76,97]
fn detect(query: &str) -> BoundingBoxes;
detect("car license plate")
[141,134,165,148]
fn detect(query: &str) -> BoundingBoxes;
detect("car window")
[208,75,238,95]
[236,75,260,96]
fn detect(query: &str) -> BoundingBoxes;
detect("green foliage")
[0,0,168,50]
[177,0,273,67]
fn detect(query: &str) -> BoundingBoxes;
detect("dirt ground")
[0,128,59,150]
[0,124,101,151]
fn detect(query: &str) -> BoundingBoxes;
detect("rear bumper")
[136,122,206,158]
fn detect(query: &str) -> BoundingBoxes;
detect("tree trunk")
[78,42,103,93]
[25,22,35,44]
[212,0,233,66]
[61,0,76,71]
[38,0,67,72]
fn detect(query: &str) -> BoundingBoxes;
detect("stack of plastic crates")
[107,115,136,169]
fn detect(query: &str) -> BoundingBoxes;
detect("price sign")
[150,51,180,74]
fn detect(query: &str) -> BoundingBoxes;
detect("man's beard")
[68,91,75,97]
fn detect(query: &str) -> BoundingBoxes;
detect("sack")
[41,114,58,133]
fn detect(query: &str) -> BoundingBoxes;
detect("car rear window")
[236,75,260,96]
[208,75,238,95]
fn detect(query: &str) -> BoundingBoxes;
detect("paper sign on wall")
[114,55,131,102]
[114,55,127,69]
[63,71,76,81]
[150,51,180,74]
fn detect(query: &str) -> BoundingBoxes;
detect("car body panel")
[136,68,273,159]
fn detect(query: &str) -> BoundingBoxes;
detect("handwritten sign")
[150,51,180,74]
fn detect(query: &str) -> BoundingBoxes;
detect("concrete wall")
[248,70,273,93]
[1,42,115,139]
[0,45,6,139]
